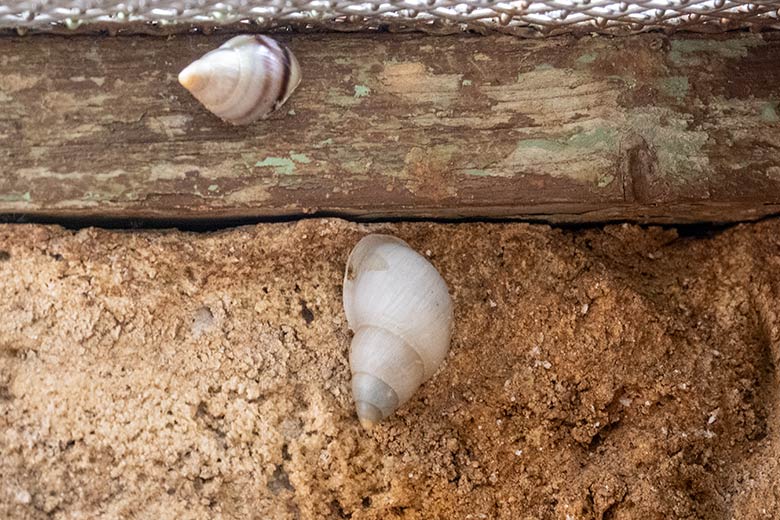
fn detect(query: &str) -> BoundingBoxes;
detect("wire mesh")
[1,0,779,36]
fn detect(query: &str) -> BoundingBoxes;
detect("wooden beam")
[0,32,779,223]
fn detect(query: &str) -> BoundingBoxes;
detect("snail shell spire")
[178,35,301,125]
[343,235,454,429]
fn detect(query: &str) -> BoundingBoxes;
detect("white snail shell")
[178,35,301,125]
[343,234,454,429]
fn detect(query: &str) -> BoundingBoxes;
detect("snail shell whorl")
[178,35,301,125]
[343,235,454,428]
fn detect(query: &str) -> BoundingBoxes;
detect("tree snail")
[178,35,301,125]
[343,235,454,428]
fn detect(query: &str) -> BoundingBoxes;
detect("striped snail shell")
[343,234,454,429]
[178,35,301,125]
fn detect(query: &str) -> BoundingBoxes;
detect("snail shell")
[178,35,301,125]
[343,234,454,428]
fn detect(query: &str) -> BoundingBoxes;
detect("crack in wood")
[621,134,655,205]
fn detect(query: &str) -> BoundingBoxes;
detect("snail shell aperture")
[343,235,454,429]
[178,35,301,125]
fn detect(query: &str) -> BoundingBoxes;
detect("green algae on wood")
[668,37,765,65]
[503,127,620,183]
[289,153,312,164]
[597,175,615,188]
[255,157,297,175]
[0,192,31,202]
[512,126,618,155]
[463,169,492,177]
[762,102,779,123]
[353,85,371,98]
[657,76,689,100]
[576,52,598,65]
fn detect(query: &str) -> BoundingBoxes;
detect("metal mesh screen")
[1,0,779,36]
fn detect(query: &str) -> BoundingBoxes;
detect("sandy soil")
[1,219,779,519]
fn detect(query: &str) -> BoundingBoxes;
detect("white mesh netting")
[1,0,779,35]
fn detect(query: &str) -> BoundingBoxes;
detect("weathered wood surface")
[0,32,779,223]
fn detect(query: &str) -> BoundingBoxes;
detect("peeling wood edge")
[3,203,780,229]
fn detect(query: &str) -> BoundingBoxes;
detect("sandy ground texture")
[1,219,780,519]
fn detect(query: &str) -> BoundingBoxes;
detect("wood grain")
[0,32,779,223]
